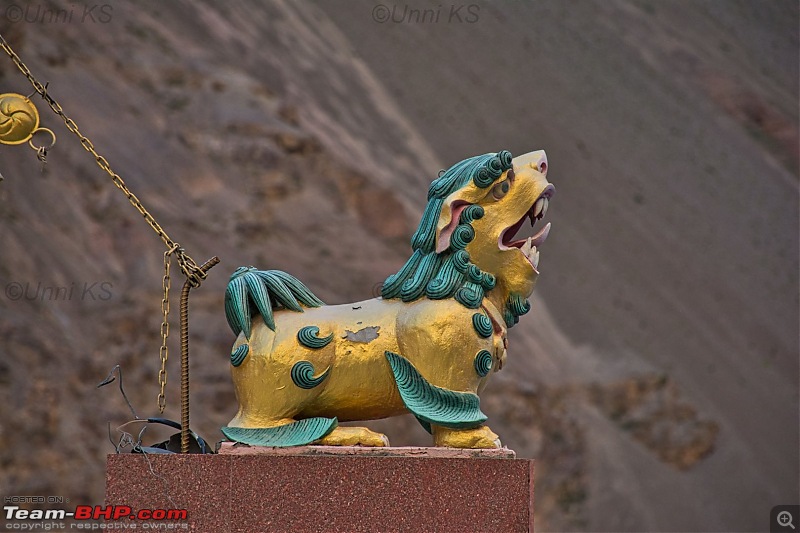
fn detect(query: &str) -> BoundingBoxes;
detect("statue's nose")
[511,150,548,175]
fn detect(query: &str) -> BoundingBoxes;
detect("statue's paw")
[433,425,502,449]
[316,426,390,447]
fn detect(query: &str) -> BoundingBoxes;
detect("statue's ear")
[435,199,471,254]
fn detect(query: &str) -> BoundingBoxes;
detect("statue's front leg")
[431,424,501,449]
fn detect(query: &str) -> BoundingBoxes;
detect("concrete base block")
[106,446,534,532]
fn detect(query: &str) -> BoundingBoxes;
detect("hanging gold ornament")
[0,92,56,168]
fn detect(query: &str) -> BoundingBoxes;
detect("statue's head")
[382,150,554,326]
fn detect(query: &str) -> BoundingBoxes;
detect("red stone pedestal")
[106,445,534,532]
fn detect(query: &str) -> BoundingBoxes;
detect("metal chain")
[0,32,219,416]
[158,246,178,413]
[0,32,209,287]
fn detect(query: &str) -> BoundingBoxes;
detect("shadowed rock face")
[0,1,797,531]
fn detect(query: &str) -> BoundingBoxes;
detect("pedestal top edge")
[214,442,517,458]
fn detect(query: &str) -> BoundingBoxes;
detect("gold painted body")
[229,151,554,448]
[230,297,504,424]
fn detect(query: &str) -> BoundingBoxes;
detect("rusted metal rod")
[180,256,220,453]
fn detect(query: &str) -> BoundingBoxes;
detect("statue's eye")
[492,180,510,200]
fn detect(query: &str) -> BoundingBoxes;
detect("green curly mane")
[381,150,513,310]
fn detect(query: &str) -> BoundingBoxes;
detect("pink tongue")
[531,222,551,246]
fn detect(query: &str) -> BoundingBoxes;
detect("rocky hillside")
[1,1,797,531]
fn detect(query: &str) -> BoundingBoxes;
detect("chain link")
[35,146,47,172]
[157,246,178,413]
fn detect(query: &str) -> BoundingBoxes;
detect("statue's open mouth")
[498,184,555,272]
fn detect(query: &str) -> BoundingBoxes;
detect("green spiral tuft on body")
[509,293,531,316]
[496,150,513,170]
[451,250,470,273]
[472,167,495,188]
[459,204,484,224]
[230,344,249,367]
[297,326,334,349]
[466,264,483,284]
[449,224,475,250]
[503,293,532,328]
[474,350,493,377]
[454,282,484,309]
[472,312,493,338]
[480,272,496,291]
[503,307,518,328]
[291,361,330,389]
[426,254,466,300]
[472,150,512,188]
[400,253,442,301]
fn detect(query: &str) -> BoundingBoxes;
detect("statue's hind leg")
[226,345,339,446]
[317,426,390,447]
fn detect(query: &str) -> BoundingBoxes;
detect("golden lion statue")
[221,149,554,448]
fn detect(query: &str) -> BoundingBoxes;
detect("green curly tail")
[224,267,324,339]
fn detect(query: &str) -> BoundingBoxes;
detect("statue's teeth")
[520,238,541,269]
[533,198,544,218]
[521,237,532,255]
[541,197,549,218]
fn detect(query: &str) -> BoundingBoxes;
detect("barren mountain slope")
[0,1,797,532]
